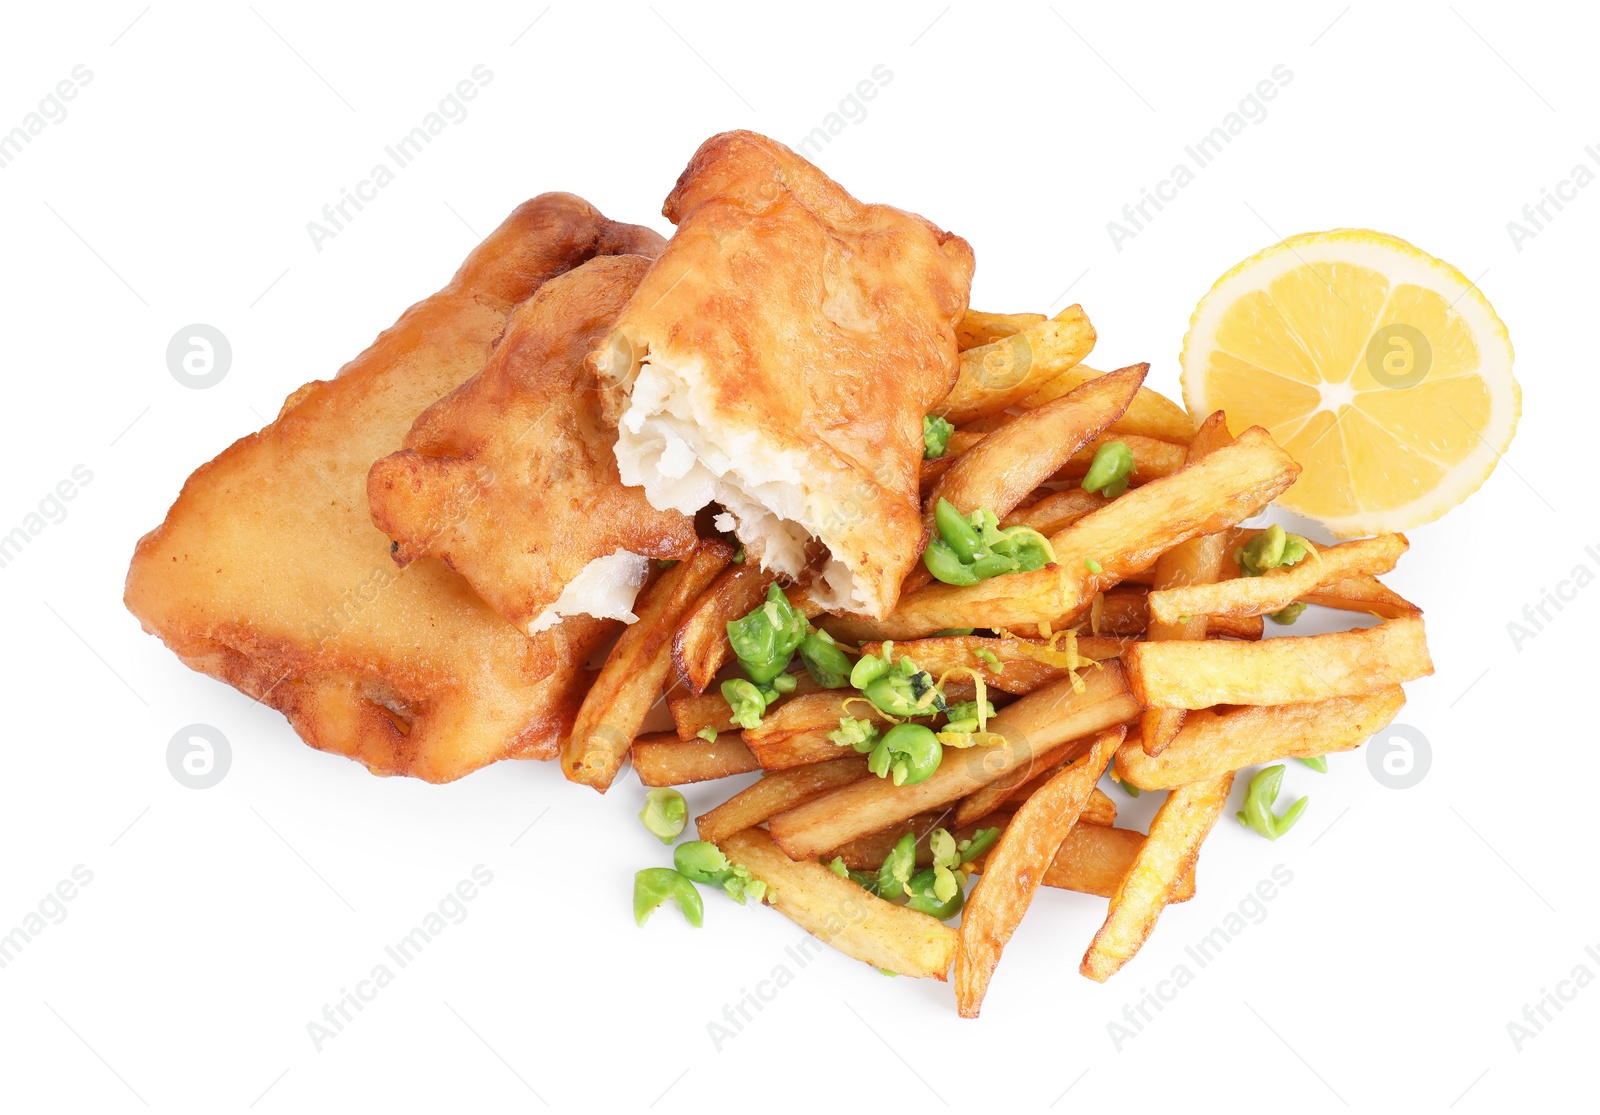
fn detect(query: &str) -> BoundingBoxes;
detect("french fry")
[1124,615,1432,709]
[1037,824,1196,901]
[1000,488,1109,536]
[826,427,1299,641]
[856,633,1126,697]
[1084,588,1263,641]
[633,731,761,786]
[694,756,870,845]
[1115,687,1406,789]
[957,309,1046,350]
[672,562,775,694]
[717,828,959,980]
[669,674,822,740]
[1080,771,1234,981]
[1002,764,1118,819]
[767,662,1139,860]
[1020,364,1196,443]
[1139,411,1235,754]
[1146,534,1410,625]
[955,727,1125,1016]
[745,729,857,770]
[953,738,1085,827]
[1301,575,1421,620]
[903,365,1148,593]
[1052,432,1188,488]
[830,814,1194,903]
[937,305,1097,425]
[563,541,733,790]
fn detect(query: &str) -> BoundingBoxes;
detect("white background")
[2,2,1595,1111]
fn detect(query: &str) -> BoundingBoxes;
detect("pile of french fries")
[564,304,1433,1016]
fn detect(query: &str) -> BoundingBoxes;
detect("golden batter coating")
[124,194,663,782]
[600,131,975,619]
[368,253,695,635]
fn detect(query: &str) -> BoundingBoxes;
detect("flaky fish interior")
[598,131,974,619]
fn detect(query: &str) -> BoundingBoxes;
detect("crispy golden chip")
[1301,575,1421,620]
[1147,534,1409,625]
[1000,488,1110,536]
[563,541,733,790]
[1124,615,1431,709]
[936,305,1097,425]
[955,727,1124,1016]
[830,813,1193,903]
[666,673,821,741]
[633,731,760,786]
[827,426,1299,641]
[855,633,1127,697]
[957,737,1116,827]
[672,562,775,694]
[1081,771,1234,982]
[1140,410,1235,753]
[744,729,857,770]
[1036,824,1195,901]
[903,365,1148,595]
[1052,432,1187,488]
[1115,687,1406,789]
[1020,364,1196,443]
[767,661,1138,860]
[694,756,870,845]
[957,309,1046,349]
[718,828,958,980]
[123,194,662,783]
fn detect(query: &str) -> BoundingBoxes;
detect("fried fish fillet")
[124,194,664,782]
[598,131,975,620]
[367,253,695,636]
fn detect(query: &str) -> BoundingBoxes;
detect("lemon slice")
[1180,229,1518,535]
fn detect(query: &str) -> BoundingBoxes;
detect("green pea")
[1084,557,1103,574]
[850,651,893,690]
[1238,525,1314,577]
[905,866,964,920]
[828,715,881,753]
[923,537,982,585]
[633,868,704,927]
[673,840,731,883]
[726,583,807,684]
[849,869,881,894]
[878,831,917,900]
[1002,528,1053,572]
[956,827,1000,866]
[1269,601,1307,625]
[674,841,766,904]
[721,678,770,730]
[861,675,909,717]
[1080,441,1135,497]
[1297,755,1328,773]
[937,627,976,637]
[878,723,942,786]
[771,672,798,694]
[973,648,1003,672]
[934,498,985,562]
[1236,765,1309,840]
[798,629,854,688]
[922,414,954,459]
[825,856,848,878]
[639,788,687,844]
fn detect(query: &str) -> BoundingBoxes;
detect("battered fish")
[598,131,975,620]
[367,253,696,636]
[124,195,664,782]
